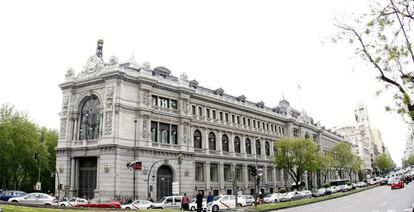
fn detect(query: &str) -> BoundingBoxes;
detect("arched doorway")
[156,165,173,201]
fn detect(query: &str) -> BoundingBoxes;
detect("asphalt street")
[274,183,414,212]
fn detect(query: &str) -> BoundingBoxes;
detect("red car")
[74,197,121,208]
[390,177,404,189]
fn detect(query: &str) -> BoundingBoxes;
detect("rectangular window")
[151,121,158,142]
[151,95,158,106]
[237,116,240,124]
[198,107,203,117]
[232,115,235,123]
[171,125,178,145]
[258,121,260,129]
[225,113,229,122]
[206,108,210,118]
[253,120,256,128]
[224,165,231,181]
[236,165,243,182]
[263,122,265,130]
[293,128,299,137]
[195,163,204,182]
[210,163,219,182]
[213,110,216,119]
[170,100,177,110]
[243,117,246,126]
[266,123,269,131]
[248,119,251,127]
[267,167,273,182]
[159,123,170,144]
[192,105,196,115]
[160,97,169,108]
[248,166,255,182]
[219,112,223,121]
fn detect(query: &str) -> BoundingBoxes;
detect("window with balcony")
[234,136,241,153]
[194,130,202,149]
[222,134,229,152]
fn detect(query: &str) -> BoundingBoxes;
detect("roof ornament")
[189,80,198,88]
[237,95,246,102]
[96,39,104,59]
[214,88,224,96]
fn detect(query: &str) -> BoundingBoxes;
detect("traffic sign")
[35,182,41,191]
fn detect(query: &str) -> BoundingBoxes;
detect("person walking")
[196,191,203,212]
[181,193,190,210]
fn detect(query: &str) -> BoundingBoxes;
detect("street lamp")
[133,119,137,200]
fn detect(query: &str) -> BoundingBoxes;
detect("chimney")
[96,39,104,59]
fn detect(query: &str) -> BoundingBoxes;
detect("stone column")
[263,164,268,192]
[241,136,246,156]
[217,131,223,155]
[70,158,75,196]
[219,162,224,193]
[229,133,234,156]
[243,164,248,194]
[96,157,100,196]
[204,128,209,154]
[272,166,277,189]
[204,162,210,192]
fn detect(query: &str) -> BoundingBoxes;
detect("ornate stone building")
[56,40,344,200]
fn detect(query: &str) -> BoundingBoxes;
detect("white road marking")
[382,202,388,206]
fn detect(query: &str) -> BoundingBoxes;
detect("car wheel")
[125,207,131,210]
[212,205,219,212]
[238,203,243,207]
[274,199,278,203]
[11,200,18,203]
[60,204,66,207]
[80,205,84,208]
[45,203,51,206]
[191,206,196,211]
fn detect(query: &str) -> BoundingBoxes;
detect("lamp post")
[133,120,137,200]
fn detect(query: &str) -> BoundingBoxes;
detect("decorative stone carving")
[60,119,67,139]
[61,96,69,118]
[109,56,118,65]
[215,88,224,96]
[143,115,148,138]
[104,87,114,135]
[142,90,149,106]
[77,55,105,79]
[142,61,151,71]
[180,73,188,81]
[189,80,198,88]
[256,101,265,108]
[183,122,189,144]
[65,68,75,81]
[237,95,246,102]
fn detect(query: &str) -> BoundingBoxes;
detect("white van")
[207,195,236,212]
[152,195,183,209]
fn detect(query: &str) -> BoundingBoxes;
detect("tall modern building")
[332,103,374,174]
[55,41,345,200]
[371,129,385,156]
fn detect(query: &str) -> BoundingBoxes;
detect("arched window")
[209,132,216,150]
[194,130,202,149]
[79,95,101,140]
[245,138,251,154]
[161,130,168,143]
[256,140,261,155]
[265,141,270,156]
[234,136,241,153]
[222,134,229,152]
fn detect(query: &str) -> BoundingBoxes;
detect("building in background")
[55,41,345,200]
[371,129,385,156]
[403,124,414,162]
[332,103,375,175]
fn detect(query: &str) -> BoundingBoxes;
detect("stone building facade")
[55,41,344,200]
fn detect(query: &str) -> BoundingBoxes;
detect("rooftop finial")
[96,39,104,59]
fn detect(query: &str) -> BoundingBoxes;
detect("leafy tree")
[315,154,333,184]
[349,155,363,181]
[335,0,414,121]
[373,154,393,174]
[404,154,414,166]
[0,104,58,192]
[273,138,319,188]
[331,142,354,178]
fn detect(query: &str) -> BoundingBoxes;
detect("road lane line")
[382,202,388,206]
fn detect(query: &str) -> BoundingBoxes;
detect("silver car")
[8,193,58,206]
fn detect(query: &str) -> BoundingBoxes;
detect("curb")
[245,185,380,212]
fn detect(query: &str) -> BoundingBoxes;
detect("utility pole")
[133,120,137,200]
[178,153,183,195]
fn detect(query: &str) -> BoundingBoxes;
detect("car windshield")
[213,196,220,201]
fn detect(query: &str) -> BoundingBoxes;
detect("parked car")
[279,192,295,202]
[263,193,281,203]
[356,182,367,188]
[121,200,154,210]
[379,178,388,185]
[207,195,236,212]
[74,197,121,208]
[311,188,326,197]
[237,195,254,206]
[391,177,404,189]
[152,195,182,209]
[59,197,87,207]
[189,198,206,211]
[291,191,304,200]
[8,193,58,206]
[0,191,26,201]
[300,190,312,198]
[341,184,352,192]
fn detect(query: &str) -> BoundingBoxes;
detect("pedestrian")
[181,193,190,210]
[196,191,203,212]
[207,191,214,203]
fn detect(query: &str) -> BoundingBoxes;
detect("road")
[274,183,414,212]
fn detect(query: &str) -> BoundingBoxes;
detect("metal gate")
[78,157,97,199]
[156,165,173,201]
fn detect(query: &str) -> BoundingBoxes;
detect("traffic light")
[251,166,257,177]
[150,185,153,192]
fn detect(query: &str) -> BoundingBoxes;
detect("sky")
[0,0,408,166]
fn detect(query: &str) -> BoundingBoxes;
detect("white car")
[59,197,87,207]
[189,198,206,211]
[152,195,182,209]
[263,193,281,203]
[121,200,154,210]
[237,195,254,206]
[300,190,312,198]
[207,195,236,212]
[8,193,58,206]
[279,192,294,202]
